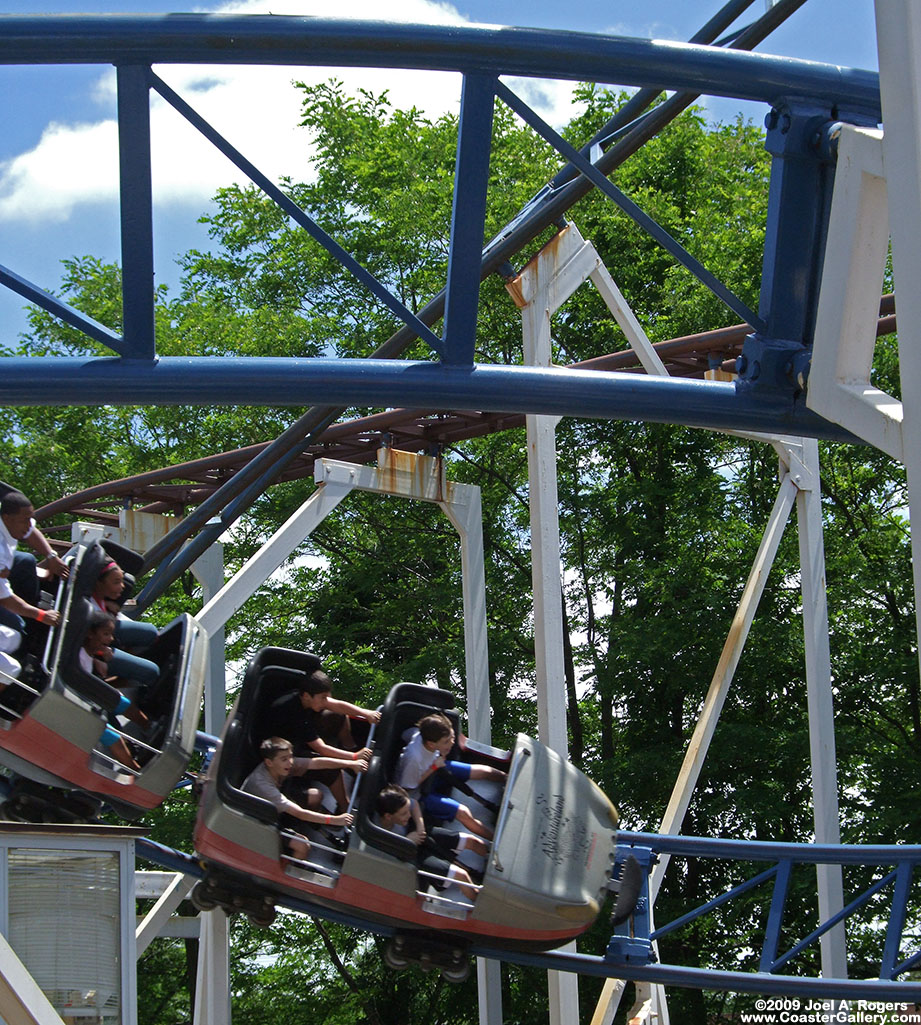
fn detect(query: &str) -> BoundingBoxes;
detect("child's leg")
[457,832,489,858]
[448,864,479,902]
[328,772,348,812]
[107,736,140,771]
[454,802,493,840]
[286,834,311,861]
[468,764,507,785]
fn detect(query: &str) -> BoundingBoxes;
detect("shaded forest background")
[0,80,916,1023]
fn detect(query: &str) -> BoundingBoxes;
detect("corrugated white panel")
[7,848,121,1022]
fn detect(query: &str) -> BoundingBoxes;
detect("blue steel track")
[138,831,921,1000]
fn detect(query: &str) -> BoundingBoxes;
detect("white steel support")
[113,511,231,1020]
[196,478,354,639]
[313,450,492,735]
[193,551,233,1025]
[791,439,847,977]
[194,908,230,1025]
[874,0,921,704]
[0,932,67,1025]
[509,222,679,1025]
[511,226,584,1025]
[809,124,899,459]
[135,872,196,956]
[812,0,921,726]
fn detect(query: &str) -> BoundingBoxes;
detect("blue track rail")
[137,831,921,1000]
[0,10,882,441]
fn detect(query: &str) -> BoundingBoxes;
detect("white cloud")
[0,0,578,225]
[0,119,119,222]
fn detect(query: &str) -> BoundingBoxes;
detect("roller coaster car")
[0,538,208,819]
[194,647,620,953]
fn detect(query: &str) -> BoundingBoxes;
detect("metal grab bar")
[105,723,162,758]
[0,677,43,721]
[299,835,348,860]
[344,714,379,817]
[89,747,142,777]
[414,887,476,911]
[39,549,71,673]
[280,853,339,879]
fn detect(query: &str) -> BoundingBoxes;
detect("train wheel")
[246,902,277,928]
[440,962,471,984]
[383,942,411,971]
[190,881,219,912]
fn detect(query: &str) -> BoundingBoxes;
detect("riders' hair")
[298,668,332,697]
[0,491,31,516]
[418,712,452,744]
[260,737,294,760]
[98,560,121,578]
[376,784,410,817]
[86,606,117,634]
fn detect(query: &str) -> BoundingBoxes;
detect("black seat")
[216,647,322,825]
[356,683,459,862]
[57,596,125,715]
[100,538,144,581]
[250,663,320,751]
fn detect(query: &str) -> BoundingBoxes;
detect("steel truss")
[136,832,921,1003]
[0,7,879,408]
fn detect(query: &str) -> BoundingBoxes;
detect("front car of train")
[194,653,619,954]
[0,538,209,818]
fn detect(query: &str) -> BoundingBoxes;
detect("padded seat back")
[216,647,322,825]
[356,683,459,862]
[56,596,121,714]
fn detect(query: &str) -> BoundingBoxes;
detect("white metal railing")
[280,852,340,879]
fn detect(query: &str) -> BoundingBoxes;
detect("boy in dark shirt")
[261,668,376,810]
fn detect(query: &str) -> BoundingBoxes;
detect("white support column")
[809,123,900,459]
[513,229,579,1025]
[509,223,677,1025]
[194,909,230,1025]
[439,476,491,742]
[526,410,568,755]
[793,439,847,978]
[315,450,492,737]
[441,480,502,1023]
[875,0,921,700]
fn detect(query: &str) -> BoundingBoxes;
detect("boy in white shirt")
[395,712,505,840]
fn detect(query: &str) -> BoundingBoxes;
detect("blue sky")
[0,0,879,341]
